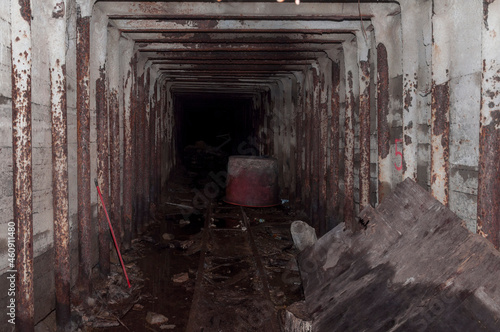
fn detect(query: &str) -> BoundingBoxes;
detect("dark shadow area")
[174,93,256,175]
[307,249,500,332]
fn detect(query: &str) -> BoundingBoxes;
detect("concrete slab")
[298,178,500,331]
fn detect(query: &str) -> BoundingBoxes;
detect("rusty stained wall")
[0,0,83,325]
[445,1,482,233]
[429,0,483,232]
[0,0,499,329]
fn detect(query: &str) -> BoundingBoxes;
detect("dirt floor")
[35,164,305,331]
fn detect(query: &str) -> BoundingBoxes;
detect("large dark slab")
[298,178,500,331]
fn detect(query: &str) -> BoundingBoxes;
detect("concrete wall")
[0,0,498,329]
[0,0,100,327]
[445,0,482,232]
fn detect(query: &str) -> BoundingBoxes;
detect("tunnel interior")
[175,92,256,170]
[2,0,500,330]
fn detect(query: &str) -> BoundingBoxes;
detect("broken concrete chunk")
[92,318,120,328]
[179,219,190,226]
[172,272,189,283]
[283,301,312,332]
[290,220,317,251]
[132,303,144,311]
[162,233,175,241]
[299,179,500,331]
[146,312,169,325]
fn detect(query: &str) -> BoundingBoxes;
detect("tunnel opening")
[174,92,257,174]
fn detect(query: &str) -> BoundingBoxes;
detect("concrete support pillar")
[156,79,164,203]
[376,43,390,204]
[47,0,71,329]
[107,27,122,246]
[303,68,313,214]
[149,79,158,208]
[287,74,298,206]
[478,0,500,248]
[131,54,138,238]
[273,80,284,192]
[163,79,173,181]
[317,57,331,235]
[11,0,34,329]
[310,65,321,231]
[143,66,151,228]
[76,2,92,298]
[265,87,274,156]
[91,7,110,275]
[430,0,451,207]
[357,30,372,210]
[280,76,294,201]
[156,79,162,203]
[293,71,305,207]
[327,54,341,229]
[296,72,306,208]
[343,37,358,231]
[400,1,422,182]
[372,10,403,203]
[135,57,146,233]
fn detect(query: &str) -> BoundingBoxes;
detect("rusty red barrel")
[225,156,280,207]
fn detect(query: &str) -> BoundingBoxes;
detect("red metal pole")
[95,179,131,288]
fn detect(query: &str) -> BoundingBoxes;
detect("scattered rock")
[108,284,130,302]
[110,251,119,264]
[286,259,299,272]
[283,301,312,332]
[133,304,144,311]
[172,272,189,283]
[179,219,190,226]
[160,324,176,330]
[290,220,317,251]
[162,233,175,241]
[142,236,155,243]
[179,240,193,249]
[146,312,169,325]
[93,318,120,328]
[86,297,96,307]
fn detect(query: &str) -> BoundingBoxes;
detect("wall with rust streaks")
[0,1,498,329]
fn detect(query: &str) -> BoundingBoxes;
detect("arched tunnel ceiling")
[93,0,400,95]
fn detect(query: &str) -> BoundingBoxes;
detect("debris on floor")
[290,220,317,251]
[146,312,169,325]
[298,178,500,331]
[162,233,175,241]
[64,166,305,332]
[185,201,304,331]
[171,272,189,283]
[282,301,312,332]
[69,238,149,331]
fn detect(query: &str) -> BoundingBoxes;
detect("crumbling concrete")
[298,179,500,331]
[0,0,499,330]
